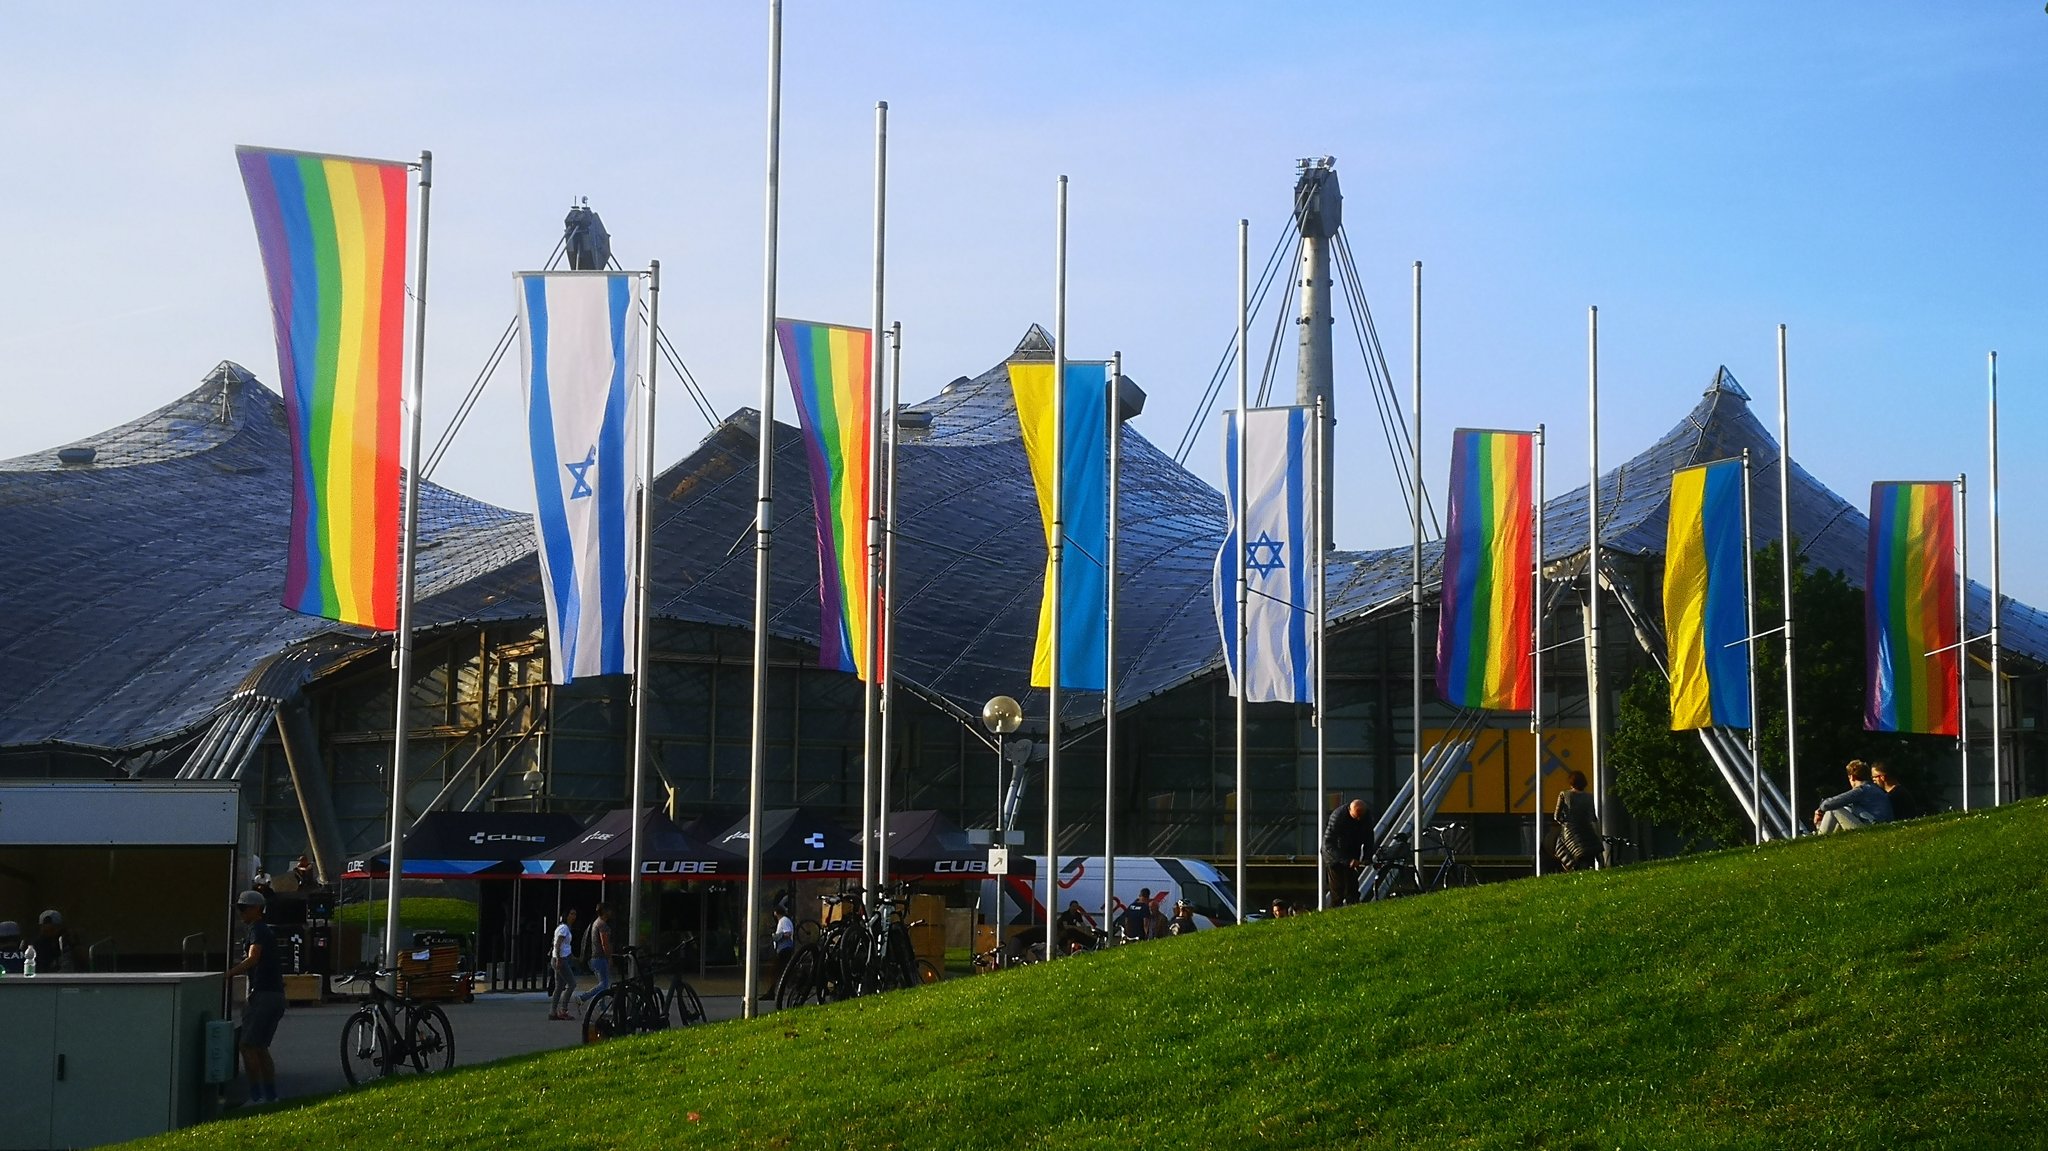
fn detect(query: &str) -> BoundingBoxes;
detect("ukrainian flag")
[1664,459,1751,730]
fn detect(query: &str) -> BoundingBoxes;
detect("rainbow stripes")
[776,320,876,678]
[237,146,410,630]
[1436,429,1534,711]
[1665,460,1751,730]
[1867,481,1959,734]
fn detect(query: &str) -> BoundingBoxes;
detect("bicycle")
[1359,823,1474,901]
[1598,835,1639,868]
[775,885,938,1007]
[582,940,708,1042]
[335,967,456,1085]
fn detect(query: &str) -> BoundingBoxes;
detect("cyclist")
[226,890,285,1104]
[1056,900,1093,953]
[1323,799,1374,906]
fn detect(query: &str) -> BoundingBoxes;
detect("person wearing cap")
[33,910,77,973]
[227,890,286,1104]
[0,921,25,974]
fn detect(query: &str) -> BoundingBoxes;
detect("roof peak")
[1707,365,1751,401]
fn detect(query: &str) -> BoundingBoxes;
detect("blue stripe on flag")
[596,276,632,674]
[1284,408,1310,700]
[523,276,582,676]
[1701,461,1750,728]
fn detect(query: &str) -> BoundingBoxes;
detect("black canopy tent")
[340,811,585,880]
[877,809,1011,880]
[519,807,743,882]
[708,807,865,882]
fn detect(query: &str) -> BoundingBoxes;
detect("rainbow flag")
[1436,429,1534,711]
[1866,481,1959,734]
[237,146,411,630]
[776,320,876,678]
[1009,360,1109,691]
[1665,459,1751,730]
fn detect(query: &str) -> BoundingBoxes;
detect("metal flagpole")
[1777,326,1799,831]
[1410,263,1424,876]
[1532,425,1545,877]
[1957,474,1969,810]
[383,150,432,973]
[627,261,662,942]
[861,99,888,903]
[879,321,901,893]
[742,0,782,1018]
[1234,220,1249,919]
[1988,351,2003,807]
[1586,306,1607,841]
[1103,350,1122,931]
[1045,175,1068,957]
[1313,395,1328,910]
[1742,449,1761,843]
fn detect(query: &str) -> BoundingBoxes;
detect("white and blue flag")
[516,272,643,685]
[1214,405,1319,703]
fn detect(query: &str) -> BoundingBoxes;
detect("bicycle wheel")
[1440,862,1475,890]
[774,946,822,1010]
[582,986,629,1042]
[669,978,706,1026]
[914,957,941,986]
[339,1009,388,1086]
[404,1004,455,1072]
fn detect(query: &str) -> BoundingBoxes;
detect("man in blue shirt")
[227,890,286,1104]
[1813,760,1893,833]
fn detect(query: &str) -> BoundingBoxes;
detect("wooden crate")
[399,972,473,1003]
[282,973,323,1004]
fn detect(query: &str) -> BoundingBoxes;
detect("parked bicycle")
[335,967,456,1085]
[775,885,937,1008]
[582,939,707,1042]
[1358,823,1474,901]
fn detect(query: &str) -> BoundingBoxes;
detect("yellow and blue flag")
[1664,459,1751,730]
[1009,360,1109,690]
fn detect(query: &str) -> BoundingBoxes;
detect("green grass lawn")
[139,801,2048,1149]
[330,896,479,939]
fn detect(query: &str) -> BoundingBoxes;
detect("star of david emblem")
[565,446,597,499]
[1245,531,1286,577]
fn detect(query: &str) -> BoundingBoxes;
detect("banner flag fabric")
[517,273,643,685]
[1010,360,1109,690]
[1436,429,1535,711]
[1664,459,1752,730]
[1213,405,1318,703]
[1866,481,1959,734]
[237,145,410,629]
[776,320,877,679]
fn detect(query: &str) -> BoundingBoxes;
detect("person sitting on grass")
[1813,759,1892,833]
[1870,760,1925,821]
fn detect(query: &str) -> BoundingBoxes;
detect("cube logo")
[803,832,825,850]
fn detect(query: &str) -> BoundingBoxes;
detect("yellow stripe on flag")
[1665,466,1713,730]
[1008,362,1060,687]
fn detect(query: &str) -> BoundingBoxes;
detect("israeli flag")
[1213,406,1319,703]
[516,273,643,685]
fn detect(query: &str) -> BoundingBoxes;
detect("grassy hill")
[139,801,2048,1150]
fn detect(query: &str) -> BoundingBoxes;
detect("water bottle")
[23,944,37,977]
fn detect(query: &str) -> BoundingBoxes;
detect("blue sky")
[4,3,2043,601]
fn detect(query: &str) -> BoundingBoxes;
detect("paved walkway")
[262,989,751,1101]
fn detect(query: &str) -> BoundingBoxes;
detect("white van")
[982,855,1239,940]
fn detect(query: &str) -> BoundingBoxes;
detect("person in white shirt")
[547,908,579,1020]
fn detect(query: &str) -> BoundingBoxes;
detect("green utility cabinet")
[0,972,222,1150]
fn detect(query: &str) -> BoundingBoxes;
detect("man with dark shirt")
[1870,761,1926,821]
[227,890,286,1104]
[0,921,25,973]
[1116,889,1154,942]
[1323,799,1374,907]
